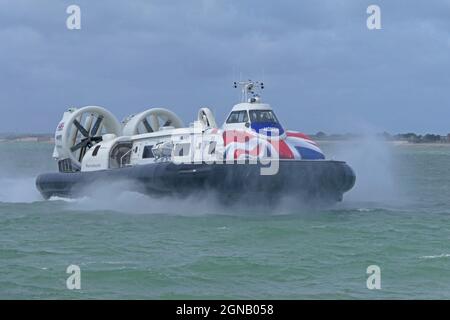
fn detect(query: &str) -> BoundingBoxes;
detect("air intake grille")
[58,158,80,173]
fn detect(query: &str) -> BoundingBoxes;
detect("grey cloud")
[0,0,449,134]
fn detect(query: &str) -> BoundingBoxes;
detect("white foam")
[419,254,450,259]
[48,196,78,203]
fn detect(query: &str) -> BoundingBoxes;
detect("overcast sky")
[0,0,449,134]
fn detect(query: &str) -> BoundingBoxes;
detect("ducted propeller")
[53,106,122,168]
[122,108,184,136]
[70,116,105,161]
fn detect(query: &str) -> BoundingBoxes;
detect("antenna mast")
[233,80,264,103]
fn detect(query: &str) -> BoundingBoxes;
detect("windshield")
[249,110,279,124]
[226,110,249,124]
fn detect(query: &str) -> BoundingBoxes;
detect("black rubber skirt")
[36,160,356,204]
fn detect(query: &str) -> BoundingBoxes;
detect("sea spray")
[0,142,54,203]
[67,179,231,215]
[0,177,42,203]
[323,134,406,206]
[64,177,340,216]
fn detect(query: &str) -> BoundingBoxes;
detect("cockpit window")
[249,110,279,124]
[226,111,249,124]
[142,145,154,159]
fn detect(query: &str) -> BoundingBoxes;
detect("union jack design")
[221,129,325,160]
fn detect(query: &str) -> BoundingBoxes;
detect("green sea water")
[1,140,450,299]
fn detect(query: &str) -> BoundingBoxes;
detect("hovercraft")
[36,81,355,204]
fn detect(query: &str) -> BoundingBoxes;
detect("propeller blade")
[73,119,89,137]
[70,139,89,152]
[79,145,87,162]
[91,136,103,142]
[84,114,94,136]
[142,118,153,133]
[91,115,104,135]
[150,114,160,132]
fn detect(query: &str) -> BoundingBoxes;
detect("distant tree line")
[311,131,450,143]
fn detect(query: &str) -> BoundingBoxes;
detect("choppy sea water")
[1,140,450,299]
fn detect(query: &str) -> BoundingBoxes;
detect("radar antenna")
[233,80,264,103]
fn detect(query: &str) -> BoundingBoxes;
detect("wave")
[419,254,450,260]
